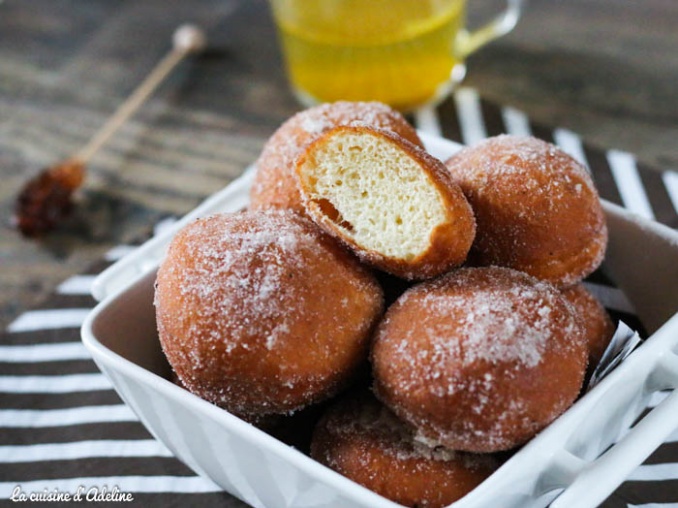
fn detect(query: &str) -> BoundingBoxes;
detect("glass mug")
[269,0,523,112]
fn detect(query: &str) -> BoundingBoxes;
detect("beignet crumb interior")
[298,129,448,262]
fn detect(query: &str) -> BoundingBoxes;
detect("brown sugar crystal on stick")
[14,25,207,237]
[295,124,476,280]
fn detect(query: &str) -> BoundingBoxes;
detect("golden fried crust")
[311,392,497,508]
[296,125,476,280]
[250,101,422,215]
[372,266,588,453]
[560,283,615,370]
[444,135,607,287]
[154,209,384,418]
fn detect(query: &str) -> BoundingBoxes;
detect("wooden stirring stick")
[14,24,207,238]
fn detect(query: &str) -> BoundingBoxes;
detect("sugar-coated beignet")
[296,125,476,280]
[250,101,422,214]
[311,392,497,508]
[560,283,615,370]
[444,135,607,286]
[372,266,587,453]
[155,210,384,418]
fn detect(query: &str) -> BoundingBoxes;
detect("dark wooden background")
[1,0,677,329]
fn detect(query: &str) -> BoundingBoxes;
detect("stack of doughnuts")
[154,101,616,507]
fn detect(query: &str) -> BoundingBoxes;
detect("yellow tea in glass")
[270,0,522,111]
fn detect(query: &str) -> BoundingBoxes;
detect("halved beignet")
[296,125,476,280]
[250,101,423,215]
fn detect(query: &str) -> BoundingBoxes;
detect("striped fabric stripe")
[56,275,97,296]
[454,88,488,145]
[607,150,656,220]
[0,440,173,463]
[662,171,678,212]
[645,442,678,464]
[2,328,86,346]
[0,390,125,411]
[628,464,678,482]
[501,106,532,137]
[0,342,90,362]
[0,422,154,446]
[0,359,100,377]
[7,309,92,333]
[629,504,678,508]
[585,143,625,205]
[1,88,676,508]
[609,483,678,507]
[0,405,137,427]
[0,373,112,394]
[413,105,443,138]
[553,127,590,170]
[104,245,138,262]
[636,165,678,228]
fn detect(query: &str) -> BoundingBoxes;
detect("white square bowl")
[82,134,678,508]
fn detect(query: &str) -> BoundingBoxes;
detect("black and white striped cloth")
[1,88,677,507]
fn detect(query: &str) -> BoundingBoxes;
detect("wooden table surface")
[1,0,677,330]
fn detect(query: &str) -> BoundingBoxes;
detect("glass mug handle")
[456,0,524,58]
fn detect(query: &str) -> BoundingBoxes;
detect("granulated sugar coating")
[372,266,587,453]
[154,209,384,418]
[296,124,476,280]
[311,391,497,508]
[250,101,422,214]
[444,135,608,287]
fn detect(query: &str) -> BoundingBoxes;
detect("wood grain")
[1,0,677,333]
